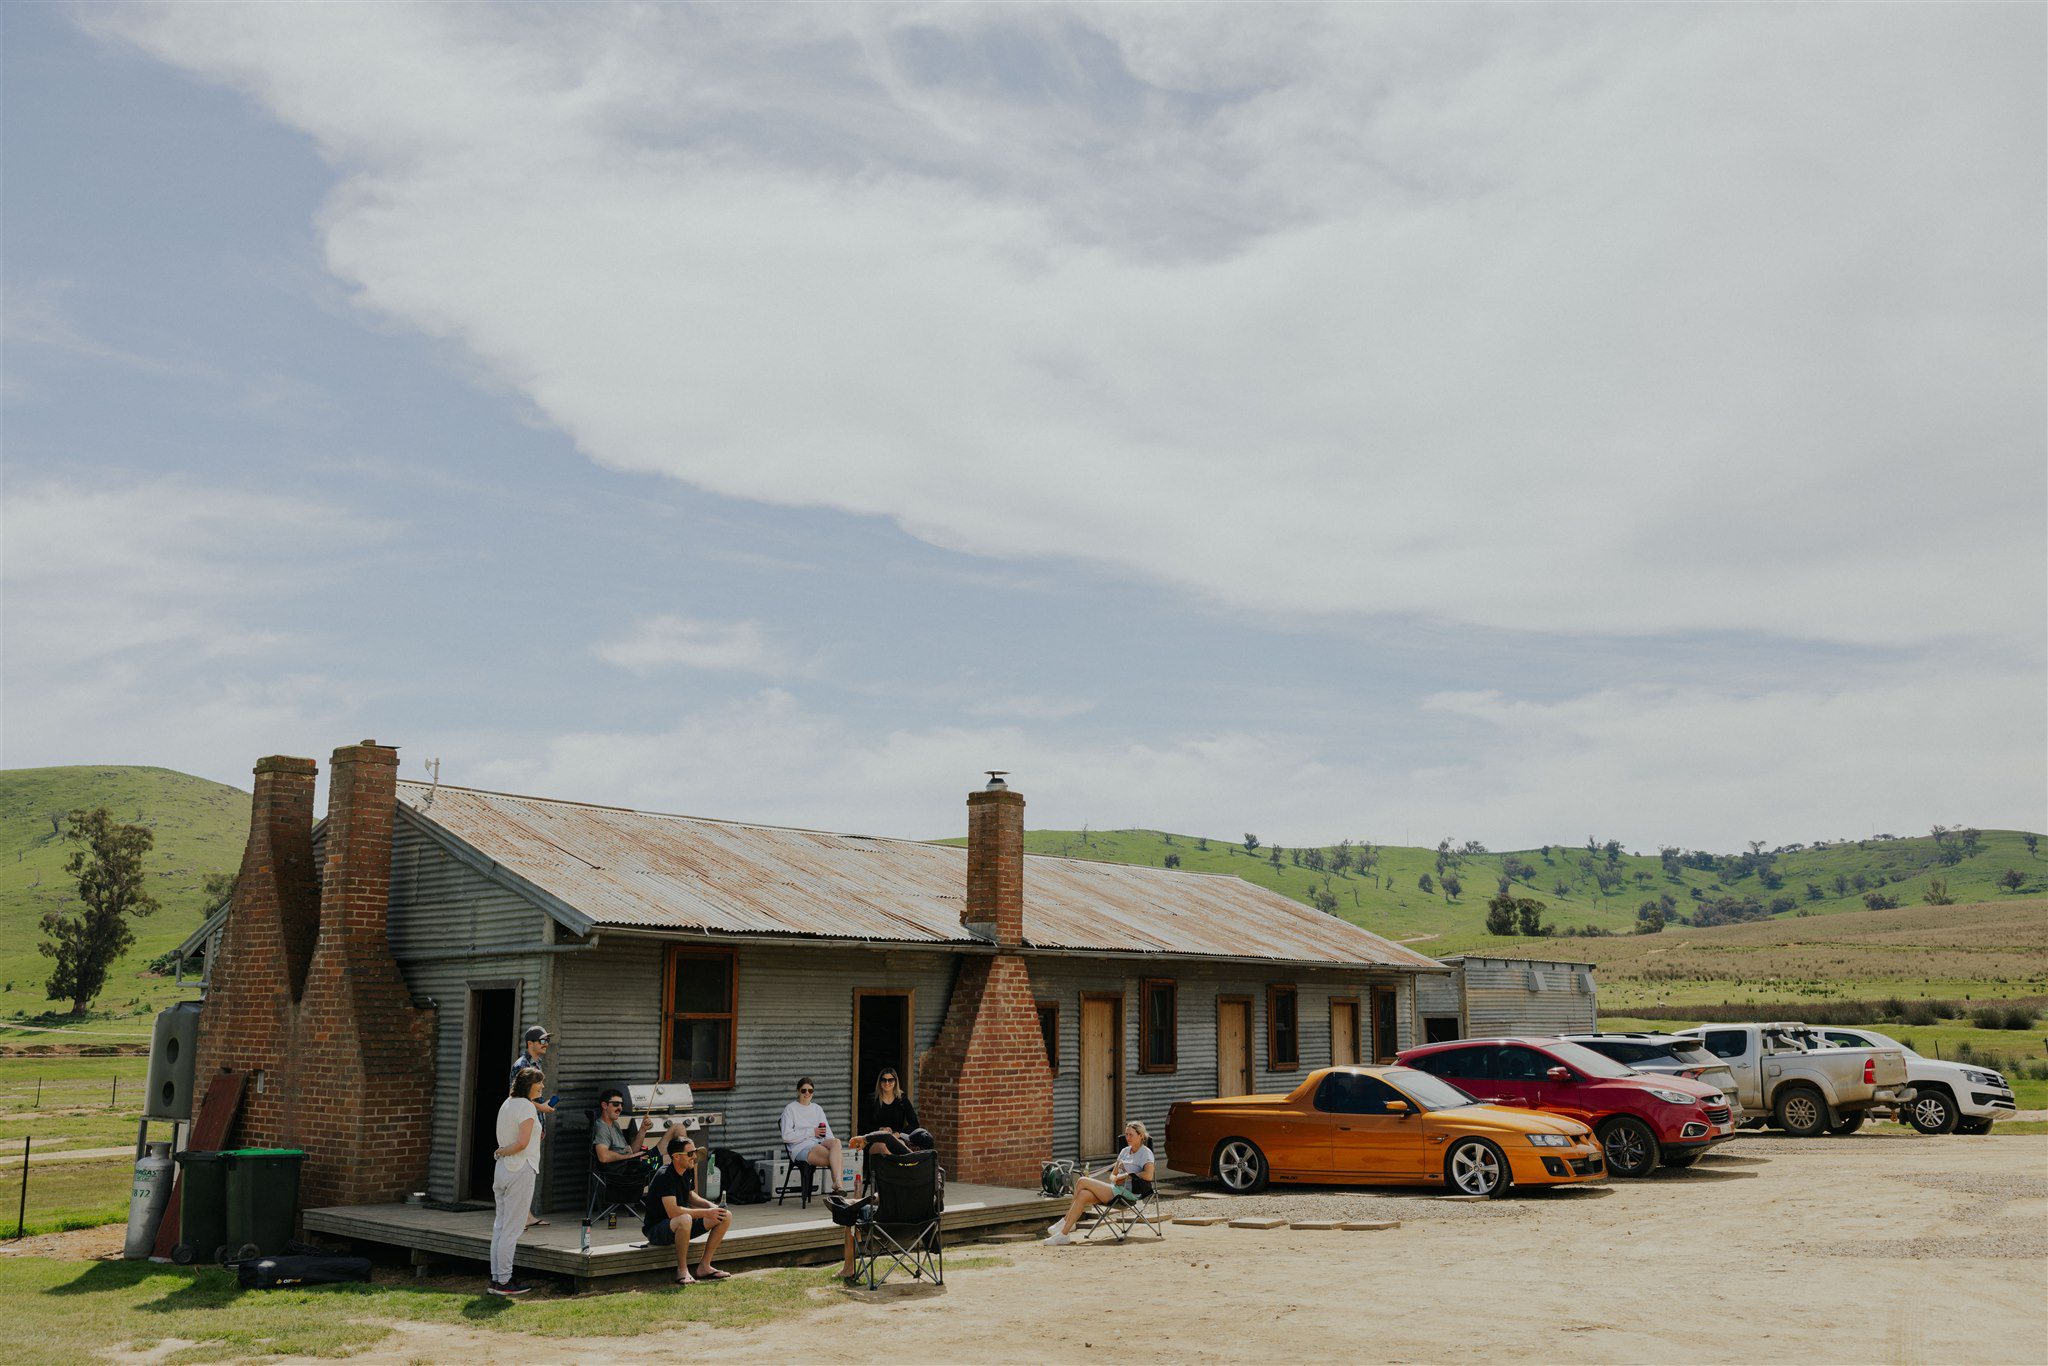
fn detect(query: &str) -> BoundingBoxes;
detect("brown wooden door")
[1331,999,1360,1066]
[1371,987,1400,1063]
[1217,997,1252,1097]
[1080,996,1122,1158]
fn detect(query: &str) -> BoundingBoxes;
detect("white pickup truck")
[1813,1026,2016,1135]
[1675,1023,1914,1137]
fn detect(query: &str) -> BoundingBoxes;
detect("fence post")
[13,1137,27,1240]
[111,1077,118,1109]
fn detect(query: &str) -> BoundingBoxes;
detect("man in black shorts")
[643,1135,733,1284]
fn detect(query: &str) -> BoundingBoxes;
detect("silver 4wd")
[1676,1023,1914,1137]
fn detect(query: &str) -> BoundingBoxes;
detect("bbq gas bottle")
[123,1141,175,1259]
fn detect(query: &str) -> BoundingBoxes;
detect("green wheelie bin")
[221,1148,306,1262]
[171,1150,230,1265]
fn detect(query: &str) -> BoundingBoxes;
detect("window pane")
[674,955,731,1014]
[1273,990,1297,1063]
[670,1018,731,1085]
[1037,1004,1059,1070]
[1145,984,1175,1066]
[1703,1030,1746,1060]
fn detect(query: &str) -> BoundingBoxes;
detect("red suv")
[1397,1036,1735,1177]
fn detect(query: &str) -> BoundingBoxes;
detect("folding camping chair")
[852,1150,944,1288]
[581,1116,656,1253]
[1080,1176,1166,1243]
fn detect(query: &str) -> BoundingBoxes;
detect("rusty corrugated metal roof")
[395,782,1442,971]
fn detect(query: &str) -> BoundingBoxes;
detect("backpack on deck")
[713,1146,766,1204]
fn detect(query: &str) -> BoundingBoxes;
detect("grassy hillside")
[0,767,248,1027]
[940,826,2046,956]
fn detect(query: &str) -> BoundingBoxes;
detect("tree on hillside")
[1242,833,1259,853]
[1635,901,1665,934]
[1196,836,1208,852]
[1831,873,1849,896]
[1268,845,1282,867]
[2024,833,2039,858]
[1163,853,1181,869]
[1804,882,1825,902]
[1552,879,1571,898]
[44,809,65,838]
[1863,891,1900,910]
[1441,872,1463,902]
[1921,878,1953,906]
[1484,896,1516,935]
[1998,868,2026,892]
[1516,899,1546,936]
[1309,881,1339,915]
[40,807,161,1016]
[1418,873,1435,895]
[199,870,238,915]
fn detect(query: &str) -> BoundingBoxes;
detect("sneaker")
[1047,1217,1065,1237]
[488,1279,533,1296]
[1044,1231,1071,1246]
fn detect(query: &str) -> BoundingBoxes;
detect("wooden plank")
[1171,1215,1227,1227]
[1288,1219,1344,1230]
[152,1070,246,1260]
[1339,1220,1400,1231]
[1226,1216,1287,1230]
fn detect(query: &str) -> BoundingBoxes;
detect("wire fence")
[1,1062,153,1240]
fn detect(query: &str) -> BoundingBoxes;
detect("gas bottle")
[123,1141,175,1259]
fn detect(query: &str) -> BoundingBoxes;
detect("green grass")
[937,826,2048,950]
[0,767,248,1025]
[0,1054,152,1153]
[0,1157,132,1237]
[0,1254,1011,1364]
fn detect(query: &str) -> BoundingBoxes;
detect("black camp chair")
[852,1150,944,1289]
[581,1115,655,1253]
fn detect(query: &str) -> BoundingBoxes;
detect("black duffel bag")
[712,1147,767,1204]
[235,1253,375,1289]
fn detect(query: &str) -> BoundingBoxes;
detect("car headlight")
[1646,1087,1698,1106]
[1526,1133,1574,1147]
[1965,1070,2004,1087]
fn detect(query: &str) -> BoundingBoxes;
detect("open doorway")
[1371,987,1400,1063]
[462,986,518,1201]
[851,991,912,1136]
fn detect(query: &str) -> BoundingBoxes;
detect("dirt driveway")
[348,1134,2048,1364]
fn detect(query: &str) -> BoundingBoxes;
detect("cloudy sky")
[3,2,2042,850]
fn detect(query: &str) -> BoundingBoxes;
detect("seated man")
[643,1135,732,1284]
[592,1088,651,1195]
[779,1077,848,1194]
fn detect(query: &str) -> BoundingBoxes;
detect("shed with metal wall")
[1441,955,1598,1038]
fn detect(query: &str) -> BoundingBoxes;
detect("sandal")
[695,1267,733,1281]
[674,1274,695,1285]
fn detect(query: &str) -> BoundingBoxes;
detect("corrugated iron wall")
[1459,958,1597,1036]
[385,817,553,1201]
[1026,960,1416,1164]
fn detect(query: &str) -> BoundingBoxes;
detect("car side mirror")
[1546,1066,1573,1082]
[1383,1099,1412,1117]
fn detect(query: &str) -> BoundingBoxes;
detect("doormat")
[423,1199,493,1213]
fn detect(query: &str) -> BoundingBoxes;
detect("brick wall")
[195,743,436,1209]
[921,780,1052,1186]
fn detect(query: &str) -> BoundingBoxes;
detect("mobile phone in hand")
[547,1094,559,1108]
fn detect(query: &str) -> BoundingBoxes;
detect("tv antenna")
[422,757,442,810]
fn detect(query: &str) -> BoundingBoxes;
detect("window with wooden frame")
[1139,979,1178,1072]
[663,946,737,1089]
[1267,984,1299,1070]
[1036,1002,1060,1072]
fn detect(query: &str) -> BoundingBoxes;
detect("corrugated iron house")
[191,747,1447,1210]
[1416,954,1599,1042]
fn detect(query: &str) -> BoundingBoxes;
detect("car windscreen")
[1379,1067,1481,1111]
[1541,1040,1641,1079]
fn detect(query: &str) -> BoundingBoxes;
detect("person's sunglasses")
[798,1087,814,1095]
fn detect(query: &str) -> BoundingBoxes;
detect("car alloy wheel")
[1908,1092,1957,1135]
[1447,1138,1505,1196]
[1779,1090,1823,1135]
[1215,1138,1268,1193]
[1600,1117,1656,1177]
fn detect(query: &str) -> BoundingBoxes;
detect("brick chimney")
[289,741,435,1207]
[194,755,318,1148]
[918,773,1051,1185]
[964,773,1025,947]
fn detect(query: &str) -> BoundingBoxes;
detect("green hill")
[940,825,2047,958]
[0,767,249,1027]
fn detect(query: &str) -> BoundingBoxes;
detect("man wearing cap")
[509,1025,557,1229]
[510,1026,557,1115]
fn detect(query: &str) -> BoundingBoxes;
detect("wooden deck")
[305,1183,1051,1281]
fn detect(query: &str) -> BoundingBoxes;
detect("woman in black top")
[858,1069,933,1156]
[643,1135,732,1284]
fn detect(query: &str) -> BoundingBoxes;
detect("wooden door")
[1217,997,1252,1097]
[1330,999,1360,1067]
[1079,995,1122,1158]
[1371,987,1400,1063]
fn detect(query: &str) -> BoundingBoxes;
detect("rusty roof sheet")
[396,782,1441,971]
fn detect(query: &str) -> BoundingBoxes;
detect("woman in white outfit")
[488,1067,545,1295]
[778,1077,846,1194]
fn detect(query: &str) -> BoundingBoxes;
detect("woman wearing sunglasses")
[779,1077,848,1194]
[858,1068,933,1156]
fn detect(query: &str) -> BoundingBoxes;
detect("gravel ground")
[1156,1180,1536,1224]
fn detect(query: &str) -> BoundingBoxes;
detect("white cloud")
[457,664,2043,850]
[0,476,384,773]
[90,3,2045,648]
[595,614,802,677]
